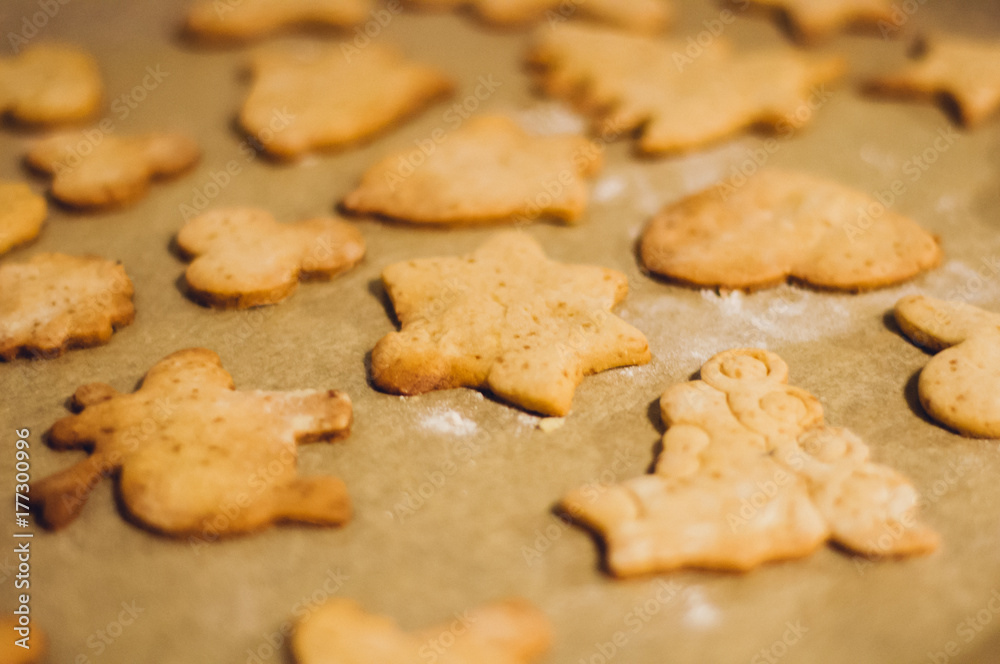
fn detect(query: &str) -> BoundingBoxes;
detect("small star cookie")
[185,0,374,40]
[867,37,1000,127]
[371,232,650,416]
[895,294,1000,438]
[240,43,453,159]
[529,24,844,154]
[0,44,102,125]
[33,348,354,535]
[342,115,602,225]
[741,0,896,42]
[26,131,200,208]
[0,182,46,255]
[0,253,134,361]
[293,598,551,664]
[640,169,941,291]
[562,348,938,576]
[177,207,366,308]
[406,0,672,33]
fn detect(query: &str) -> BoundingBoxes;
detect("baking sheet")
[3,1,1000,662]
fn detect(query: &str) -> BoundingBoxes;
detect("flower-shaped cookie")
[34,348,354,536]
[0,44,101,124]
[529,24,844,154]
[27,131,200,208]
[372,231,650,416]
[895,294,1000,438]
[343,115,602,225]
[562,348,938,576]
[177,207,365,308]
[0,253,134,360]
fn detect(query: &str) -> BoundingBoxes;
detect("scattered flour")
[593,174,627,203]
[419,409,478,436]
[681,587,721,629]
[513,103,587,135]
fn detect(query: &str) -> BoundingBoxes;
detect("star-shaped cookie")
[0,44,101,125]
[895,294,1000,438]
[867,37,1000,127]
[240,43,453,159]
[371,232,650,416]
[561,348,938,576]
[640,169,941,291]
[741,0,896,43]
[26,132,200,208]
[529,24,845,154]
[33,348,354,535]
[342,115,602,225]
[177,207,365,308]
[185,0,374,40]
[406,0,672,33]
[0,181,46,255]
[293,598,551,664]
[0,253,134,360]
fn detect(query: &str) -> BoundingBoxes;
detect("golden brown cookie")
[562,348,938,576]
[342,115,602,225]
[293,598,551,664]
[26,131,200,208]
[185,0,374,40]
[0,44,101,125]
[371,231,650,416]
[640,169,941,291]
[895,294,1000,438]
[0,253,134,361]
[0,615,44,664]
[0,182,46,255]
[528,24,844,154]
[866,37,1000,127]
[240,43,453,159]
[740,0,896,42]
[407,0,672,33]
[177,207,365,308]
[33,348,353,535]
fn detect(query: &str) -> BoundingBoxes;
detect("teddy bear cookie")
[26,131,200,208]
[867,36,1000,127]
[529,24,844,154]
[405,0,672,33]
[185,0,374,40]
[895,294,1000,438]
[343,115,602,225]
[561,348,938,576]
[240,43,453,159]
[293,598,551,663]
[177,207,365,308]
[640,169,941,291]
[0,44,101,125]
[33,348,354,536]
[0,182,46,255]
[371,231,650,416]
[0,253,134,360]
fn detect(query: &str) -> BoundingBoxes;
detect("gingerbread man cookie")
[562,349,938,576]
[177,207,365,308]
[371,232,650,416]
[895,294,1000,438]
[0,44,101,125]
[293,598,551,664]
[34,348,354,536]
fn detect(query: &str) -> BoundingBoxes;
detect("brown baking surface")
[3,1,1000,663]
